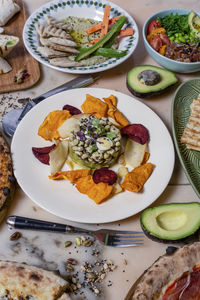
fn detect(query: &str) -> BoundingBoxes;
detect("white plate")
[11,88,174,223]
[23,0,139,74]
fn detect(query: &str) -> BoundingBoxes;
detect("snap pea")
[75,16,126,61]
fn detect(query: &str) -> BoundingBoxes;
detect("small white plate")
[11,88,174,224]
[23,0,139,74]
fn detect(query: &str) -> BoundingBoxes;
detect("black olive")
[138,70,161,86]
[166,246,178,255]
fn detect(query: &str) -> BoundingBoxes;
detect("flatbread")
[35,24,70,39]
[181,95,200,151]
[0,0,20,26]
[0,260,71,300]
[0,34,19,57]
[132,242,200,300]
[0,133,15,222]
[0,56,12,73]
[37,46,68,59]
[49,43,79,54]
[49,57,81,67]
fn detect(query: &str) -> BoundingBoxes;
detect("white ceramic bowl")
[143,9,200,73]
[23,0,139,74]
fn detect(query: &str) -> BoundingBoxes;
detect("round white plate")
[11,88,174,224]
[23,0,139,74]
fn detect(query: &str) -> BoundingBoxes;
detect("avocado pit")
[138,70,161,86]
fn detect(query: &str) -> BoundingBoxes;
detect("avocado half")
[188,11,200,39]
[141,202,200,243]
[126,65,178,98]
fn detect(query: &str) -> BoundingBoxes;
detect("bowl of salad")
[143,9,200,73]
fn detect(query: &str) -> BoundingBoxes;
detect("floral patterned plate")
[23,0,139,74]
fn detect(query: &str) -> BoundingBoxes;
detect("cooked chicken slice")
[37,46,69,58]
[48,37,77,47]
[35,24,70,39]
[50,57,81,67]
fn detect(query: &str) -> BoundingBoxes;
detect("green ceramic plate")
[172,78,200,197]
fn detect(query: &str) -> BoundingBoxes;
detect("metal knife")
[2,73,100,137]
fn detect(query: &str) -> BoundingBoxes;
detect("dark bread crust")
[132,242,200,300]
[0,133,15,222]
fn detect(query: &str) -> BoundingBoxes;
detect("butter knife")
[2,73,100,137]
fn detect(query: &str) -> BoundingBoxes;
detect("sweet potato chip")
[103,95,130,127]
[142,152,150,164]
[81,94,108,118]
[121,163,154,193]
[38,110,71,141]
[76,175,113,204]
[49,169,90,184]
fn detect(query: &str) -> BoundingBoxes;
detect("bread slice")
[181,95,200,151]
[0,261,70,300]
[0,133,15,223]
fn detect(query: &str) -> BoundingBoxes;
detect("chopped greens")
[157,13,190,36]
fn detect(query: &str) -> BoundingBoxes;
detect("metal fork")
[7,216,144,247]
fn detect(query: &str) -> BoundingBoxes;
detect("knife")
[2,73,100,137]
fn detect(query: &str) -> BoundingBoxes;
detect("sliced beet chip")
[93,167,117,185]
[32,144,56,165]
[121,124,149,145]
[63,104,81,115]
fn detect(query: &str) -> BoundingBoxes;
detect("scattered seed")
[123,259,127,265]
[9,232,22,241]
[82,239,93,247]
[67,258,78,265]
[64,241,72,248]
[65,264,74,272]
[75,237,81,246]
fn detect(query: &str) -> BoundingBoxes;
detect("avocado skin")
[140,202,200,244]
[188,11,200,39]
[126,65,178,98]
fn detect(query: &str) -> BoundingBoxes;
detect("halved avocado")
[141,202,200,243]
[126,65,178,98]
[188,11,200,39]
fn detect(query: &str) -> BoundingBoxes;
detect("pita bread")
[35,24,70,39]
[48,37,77,47]
[46,16,70,31]
[49,43,79,54]
[0,260,71,300]
[49,57,81,67]
[0,133,15,223]
[132,242,200,300]
[37,46,68,58]
[0,34,19,57]
[0,0,20,26]
[0,56,12,73]
[181,95,200,151]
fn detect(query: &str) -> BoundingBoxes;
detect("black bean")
[166,246,178,255]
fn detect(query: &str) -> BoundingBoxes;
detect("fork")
[7,216,144,247]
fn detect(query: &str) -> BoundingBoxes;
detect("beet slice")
[32,144,56,165]
[63,104,81,115]
[121,124,149,145]
[93,167,117,185]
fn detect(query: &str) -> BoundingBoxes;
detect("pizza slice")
[0,261,71,300]
[131,242,200,300]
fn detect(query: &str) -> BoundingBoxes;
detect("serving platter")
[11,88,174,224]
[172,78,200,198]
[23,0,139,74]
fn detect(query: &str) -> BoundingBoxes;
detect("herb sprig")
[157,13,190,36]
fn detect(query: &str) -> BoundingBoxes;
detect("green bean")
[75,16,126,61]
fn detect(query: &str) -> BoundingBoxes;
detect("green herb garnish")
[157,13,190,36]
[106,132,116,140]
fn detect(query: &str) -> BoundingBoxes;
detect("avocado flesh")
[188,11,200,39]
[127,65,178,98]
[68,144,119,169]
[141,202,200,241]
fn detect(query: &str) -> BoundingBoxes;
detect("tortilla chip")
[81,94,108,118]
[103,95,130,127]
[49,169,90,183]
[142,152,150,164]
[76,175,113,204]
[121,163,154,193]
[38,110,71,141]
